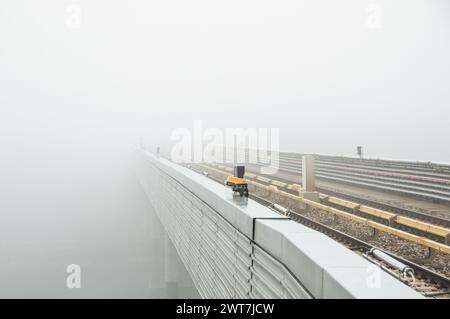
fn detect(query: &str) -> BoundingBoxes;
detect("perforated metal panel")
[251,246,311,299]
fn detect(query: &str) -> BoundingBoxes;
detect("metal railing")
[247,150,450,203]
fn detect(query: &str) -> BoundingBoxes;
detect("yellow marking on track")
[256,176,271,183]
[287,184,302,191]
[358,206,396,220]
[271,180,287,188]
[395,216,450,238]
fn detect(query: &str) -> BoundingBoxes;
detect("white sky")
[1,1,449,161]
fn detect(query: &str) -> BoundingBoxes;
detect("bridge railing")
[137,150,422,299]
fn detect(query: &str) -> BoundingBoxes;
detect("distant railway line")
[253,151,450,204]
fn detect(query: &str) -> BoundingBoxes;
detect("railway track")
[250,151,450,204]
[202,162,450,246]
[317,187,450,229]
[187,164,450,298]
[241,164,450,228]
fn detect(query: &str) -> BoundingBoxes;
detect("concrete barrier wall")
[137,151,422,299]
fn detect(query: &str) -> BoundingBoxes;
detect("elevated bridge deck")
[137,150,422,299]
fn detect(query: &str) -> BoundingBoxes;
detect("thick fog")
[0,1,449,297]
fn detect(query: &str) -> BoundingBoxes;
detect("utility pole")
[357,146,363,160]
[299,155,319,202]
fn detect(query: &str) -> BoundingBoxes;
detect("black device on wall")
[234,166,245,179]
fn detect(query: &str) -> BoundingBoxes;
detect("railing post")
[299,155,320,202]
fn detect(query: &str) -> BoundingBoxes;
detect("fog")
[0,1,449,297]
